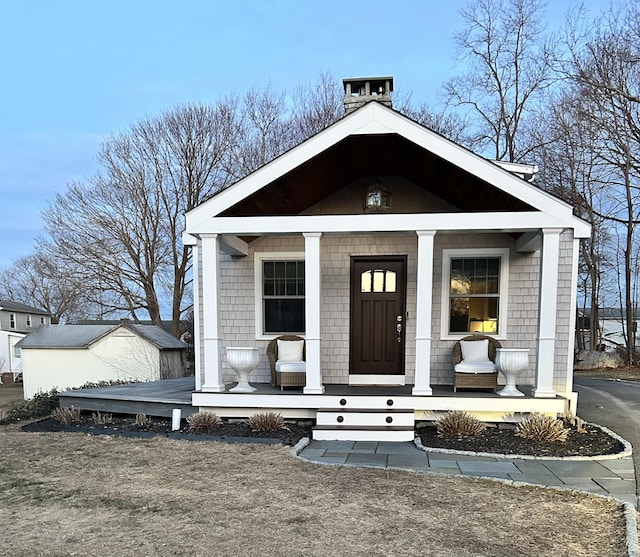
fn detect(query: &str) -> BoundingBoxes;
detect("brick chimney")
[343,76,394,114]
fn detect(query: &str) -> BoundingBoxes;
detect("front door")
[350,257,406,376]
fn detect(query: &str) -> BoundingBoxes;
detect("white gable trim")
[186,102,587,235]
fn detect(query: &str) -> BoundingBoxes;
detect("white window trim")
[9,313,16,329]
[440,247,510,340]
[26,315,32,327]
[254,251,306,340]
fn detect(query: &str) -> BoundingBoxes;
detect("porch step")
[313,407,415,442]
[313,425,415,442]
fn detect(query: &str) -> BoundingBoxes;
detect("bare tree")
[444,0,555,161]
[0,250,87,324]
[43,101,236,335]
[557,2,640,362]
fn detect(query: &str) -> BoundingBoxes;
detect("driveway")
[574,377,640,502]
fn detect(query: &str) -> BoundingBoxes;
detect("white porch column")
[413,231,436,395]
[533,228,562,398]
[303,232,324,394]
[192,242,202,391]
[201,234,225,392]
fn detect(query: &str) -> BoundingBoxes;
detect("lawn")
[0,425,628,557]
[0,382,24,413]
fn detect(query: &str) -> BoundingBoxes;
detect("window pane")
[450,297,500,333]
[450,298,469,333]
[274,261,286,278]
[361,270,372,292]
[372,270,385,292]
[264,299,305,333]
[264,262,274,279]
[386,271,396,292]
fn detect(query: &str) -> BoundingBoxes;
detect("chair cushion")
[460,339,490,362]
[454,361,497,373]
[277,340,304,362]
[275,360,306,373]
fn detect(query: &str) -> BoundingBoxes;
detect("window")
[40,316,46,325]
[255,253,305,336]
[9,313,16,329]
[26,315,32,327]
[360,269,396,293]
[441,248,509,338]
[12,345,21,359]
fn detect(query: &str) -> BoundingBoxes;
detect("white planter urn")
[495,348,529,397]
[227,347,260,393]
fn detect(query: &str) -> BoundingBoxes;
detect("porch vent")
[343,76,394,114]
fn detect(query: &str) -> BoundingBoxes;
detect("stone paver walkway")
[298,440,638,508]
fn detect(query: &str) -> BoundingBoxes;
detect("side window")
[9,313,16,329]
[442,249,509,338]
[262,260,305,334]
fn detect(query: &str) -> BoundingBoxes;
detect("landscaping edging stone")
[414,422,633,461]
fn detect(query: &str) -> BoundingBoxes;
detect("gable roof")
[0,299,50,316]
[186,101,590,238]
[16,324,187,350]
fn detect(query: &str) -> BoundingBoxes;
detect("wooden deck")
[59,377,197,417]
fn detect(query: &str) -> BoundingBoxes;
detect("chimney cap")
[343,76,394,114]
[342,76,394,93]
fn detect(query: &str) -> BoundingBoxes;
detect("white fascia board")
[188,212,569,236]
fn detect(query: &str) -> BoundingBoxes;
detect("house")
[0,330,25,383]
[577,307,639,351]
[0,299,51,334]
[183,76,590,441]
[17,324,188,399]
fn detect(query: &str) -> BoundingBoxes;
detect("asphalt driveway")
[574,376,640,503]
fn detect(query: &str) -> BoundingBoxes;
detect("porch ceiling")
[220,134,535,218]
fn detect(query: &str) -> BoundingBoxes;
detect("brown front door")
[350,257,406,375]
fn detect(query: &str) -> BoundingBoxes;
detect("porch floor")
[59,376,543,417]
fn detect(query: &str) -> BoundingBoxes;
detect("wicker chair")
[452,334,502,392]
[267,335,306,390]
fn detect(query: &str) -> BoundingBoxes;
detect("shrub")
[0,388,60,424]
[516,414,569,443]
[435,411,487,437]
[135,413,151,428]
[51,406,82,425]
[186,411,221,433]
[248,411,287,432]
[92,411,113,425]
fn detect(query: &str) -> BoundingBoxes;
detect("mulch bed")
[22,414,312,446]
[20,413,627,457]
[416,422,626,457]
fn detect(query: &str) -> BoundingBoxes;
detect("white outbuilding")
[17,323,188,399]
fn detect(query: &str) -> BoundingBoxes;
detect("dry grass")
[0,383,25,413]
[574,367,640,381]
[0,425,629,557]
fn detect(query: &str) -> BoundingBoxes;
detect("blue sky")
[0,0,609,270]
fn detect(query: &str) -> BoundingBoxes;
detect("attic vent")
[343,76,394,114]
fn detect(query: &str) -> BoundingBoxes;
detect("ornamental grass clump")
[435,411,487,437]
[135,413,151,428]
[51,406,82,425]
[248,411,288,432]
[92,411,113,425]
[187,411,221,433]
[516,413,569,443]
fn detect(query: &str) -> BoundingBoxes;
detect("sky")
[0,0,610,271]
